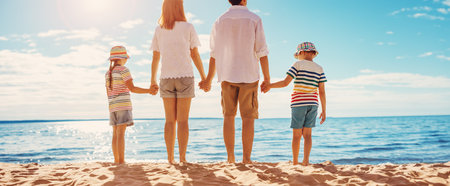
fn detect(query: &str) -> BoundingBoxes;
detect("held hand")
[319,111,326,124]
[199,80,211,92]
[260,81,271,93]
[149,84,159,95]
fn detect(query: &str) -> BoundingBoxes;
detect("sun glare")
[56,0,136,29]
[80,0,111,13]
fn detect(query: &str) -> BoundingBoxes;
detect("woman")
[150,0,206,164]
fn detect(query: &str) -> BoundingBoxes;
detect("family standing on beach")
[105,0,327,166]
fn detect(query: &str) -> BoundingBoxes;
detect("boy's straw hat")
[294,42,318,56]
[109,46,130,60]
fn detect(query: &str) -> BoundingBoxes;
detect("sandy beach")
[0,161,449,185]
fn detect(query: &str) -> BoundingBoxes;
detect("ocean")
[0,116,449,165]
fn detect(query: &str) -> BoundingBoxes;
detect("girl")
[150,0,206,164]
[106,46,151,164]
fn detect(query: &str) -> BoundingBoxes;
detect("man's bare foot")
[168,159,176,165]
[293,161,299,165]
[301,162,309,166]
[242,159,253,164]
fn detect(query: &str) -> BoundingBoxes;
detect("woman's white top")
[150,21,201,79]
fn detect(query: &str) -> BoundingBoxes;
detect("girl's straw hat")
[294,42,318,56]
[109,46,130,60]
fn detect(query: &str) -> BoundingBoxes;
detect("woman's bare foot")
[227,156,236,164]
[168,159,176,165]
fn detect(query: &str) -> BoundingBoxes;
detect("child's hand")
[260,81,271,93]
[149,84,159,95]
[319,111,326,124]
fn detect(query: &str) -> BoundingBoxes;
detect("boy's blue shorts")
[291,105,318,129]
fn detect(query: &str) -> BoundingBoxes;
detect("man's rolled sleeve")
[254,19,269,58]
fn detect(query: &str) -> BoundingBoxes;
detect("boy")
[265,42,326,165]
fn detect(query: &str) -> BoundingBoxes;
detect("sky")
[0,0,449,120]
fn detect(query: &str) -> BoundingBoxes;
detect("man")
[201,0,270,164]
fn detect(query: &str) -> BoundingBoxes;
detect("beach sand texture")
[0,161,449,185]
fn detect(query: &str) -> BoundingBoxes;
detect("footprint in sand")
[33,179,52,185]
[98,175,108,180]
[53,172,66,177]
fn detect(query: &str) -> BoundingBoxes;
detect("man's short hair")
[229,0,242,5]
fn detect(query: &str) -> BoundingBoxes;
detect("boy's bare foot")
[293,161,299,165]
[242,159,253,164]
[168,159,176,165]
[301,162,309,166]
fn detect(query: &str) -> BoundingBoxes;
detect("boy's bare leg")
[176,98,191,163]
[242,118,254,164]
[301,128,312,166]
[163,98,177,164]
[112,126,119,164]
[223,116,236,163]
[292,129,302,165]
[117,124,127,164]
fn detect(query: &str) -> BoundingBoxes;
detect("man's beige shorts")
[221,81,259,119]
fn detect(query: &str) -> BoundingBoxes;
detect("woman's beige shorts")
[160,77,195,98]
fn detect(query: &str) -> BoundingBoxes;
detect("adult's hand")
[199,80,211,92]
[260,81,270,93]
[149,83,159,95]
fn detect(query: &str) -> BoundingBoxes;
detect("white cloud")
[135,59,152,66]
[198,34,210,55]
[191,19,204,25]
[437,55,450,60]
[323,72,450,117]
[419,52,433,57]
[251,9,261,13]
[38,30,67,37]
[437,8,449,14]
[410,13,445,20]
[386,31,394,35]
[396,56,406,60]
[186,12,204,25]
[119,19,144,29]
[331,72,450,88]
[0,36,8,41]
[391,6,432,15]
[443,0,450,6]
[38,28,100,40]
[126,45,145,56]
[0,46,110,119]
[376,42,384,45]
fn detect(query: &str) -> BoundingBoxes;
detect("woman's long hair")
[158,0,187,30]
[108,59,120,90]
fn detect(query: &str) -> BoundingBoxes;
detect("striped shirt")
[286,60,327,107]
[105,66,133,113]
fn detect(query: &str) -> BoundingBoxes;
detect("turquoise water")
[0,116,449,165]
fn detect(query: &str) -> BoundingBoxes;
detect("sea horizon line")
[1,114,449,124]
